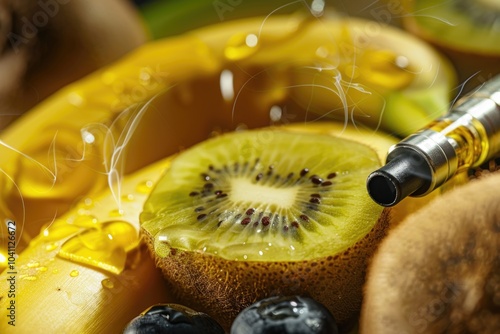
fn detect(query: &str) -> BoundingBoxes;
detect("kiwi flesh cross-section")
[140,128,391,332]
[360,170,500,333]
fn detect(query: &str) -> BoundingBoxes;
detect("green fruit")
[404,0,500,55]
[140,128,391,331]
[402,0,500,87]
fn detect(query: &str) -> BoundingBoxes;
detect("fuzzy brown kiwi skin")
[143,208,390,333]
[361,171,500,333]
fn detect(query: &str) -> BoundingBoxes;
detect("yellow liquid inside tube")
[428,113,489,174]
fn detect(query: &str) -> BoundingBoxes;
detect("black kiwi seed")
[185,159,338,239]
[310,175,323,185]
[309,197,321,204]
[241,218,251,225]
[327,172,337,179]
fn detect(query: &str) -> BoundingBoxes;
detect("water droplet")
[72,214,98,228]
[23,275,38,281]
[67,92,84,107]
[315,46,328,58]
[27,261,40,268]
[360,49,415,89]
[219,69,235,101]
[225,33,260,61]
[109,209,124,217]
[70,270,79,277]
[82,198,94,207]
[52,269,59,274]
[82,131,95,144]
[310,0,325,17]
[45,242,59,252]
[136,180,154,194]
[139,69,152,83]
[40,221,81,241]
[76,208,91,217]
[245,34,258,47]
[102,221,138,252]
[269,105,283,122]
[121,194,135,202]
[37,266,48,272]
[58,221,137,275]
[101,278,115,289]
[395,55,409,69]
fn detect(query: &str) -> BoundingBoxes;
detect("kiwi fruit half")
[140,127,391,331]
[360,170,500,333]
[402,0,500,88]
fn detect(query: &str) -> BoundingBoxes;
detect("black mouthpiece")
[367,150,432,207]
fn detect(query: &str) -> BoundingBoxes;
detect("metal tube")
[367,74,500,207]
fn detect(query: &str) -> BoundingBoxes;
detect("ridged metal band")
[455,75,500,162]
[387,129,457,196]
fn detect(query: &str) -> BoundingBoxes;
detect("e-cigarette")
[367,74,500,207]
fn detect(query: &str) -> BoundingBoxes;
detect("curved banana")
[0,157,173,333]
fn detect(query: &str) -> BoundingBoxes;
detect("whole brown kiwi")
[0,0,147,129]
[361,168,500,333]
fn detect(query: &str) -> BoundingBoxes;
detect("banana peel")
[0,157,173,333]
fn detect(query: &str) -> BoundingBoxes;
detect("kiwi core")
[230,177,298,209]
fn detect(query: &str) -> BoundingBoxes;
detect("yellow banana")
[0,157,173,333]
[0,13,455,252]
[0,121,437,333]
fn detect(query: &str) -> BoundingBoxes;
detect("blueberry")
[123,304,225,334]
[231,296,338,334]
